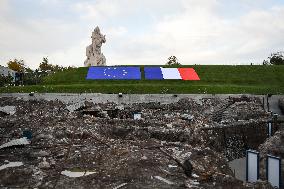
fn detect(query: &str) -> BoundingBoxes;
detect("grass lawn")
[1,65,283,94]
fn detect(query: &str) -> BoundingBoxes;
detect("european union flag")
[86,66,141,80]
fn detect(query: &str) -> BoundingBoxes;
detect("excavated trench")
[1,95,280,188]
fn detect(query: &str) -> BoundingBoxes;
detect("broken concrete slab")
[61,170,96,178]
[0,162,23,171]
[0,106,16,116]
[0,137,30,150]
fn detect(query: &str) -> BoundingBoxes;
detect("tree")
[7,59,25,72]
[38,57,73,72]
[0,74,13,87]
[166,56,181,66]
[39,57,54,71]
[263,52,284,65]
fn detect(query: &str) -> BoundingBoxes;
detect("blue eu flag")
[86,66,141,80]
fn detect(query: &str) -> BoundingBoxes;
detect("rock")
[35,134,53,141]
[66,102,85,113]
[31,150,50,157]
[0,168,33,187]
[0,137,30,150]
[181,114,194,121]
[38,158,50,169]
[141,155,148,160]
[115,105,124,110]
[0,106,16,116]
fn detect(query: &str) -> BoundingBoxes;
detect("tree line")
[0,57,74,87]
[1,52,283,87]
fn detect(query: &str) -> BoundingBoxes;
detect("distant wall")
[0,93,267,104]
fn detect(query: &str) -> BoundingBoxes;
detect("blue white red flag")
[144,67,200,80]
[86,66,141,80]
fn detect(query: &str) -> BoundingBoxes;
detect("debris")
[133,112,142,120]
[157,147,193,177]
[61,170,96,178]
[113,183,127,189]
[115,105,124,110]
[141,155,148,160]
[192,173,199,178]
[34,134,53,141]
[168,165,178,168]
[154,176,174,185]
[189,179,200,186]
[0,96,272,188]
[66,101,85,113]
[38,157,50,169]
[181,114,194,121]
[0,137,30,150]
[31,150,50,157]
[0,162,23,170]
[0,106,16,115]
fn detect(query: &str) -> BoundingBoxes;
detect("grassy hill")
[1,65,284,94]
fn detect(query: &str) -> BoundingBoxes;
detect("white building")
[0,66,16,82]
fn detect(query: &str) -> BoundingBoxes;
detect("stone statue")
[84,26,106,66]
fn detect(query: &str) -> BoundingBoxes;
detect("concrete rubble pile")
[0,96,274,188]
[258,129,284,181]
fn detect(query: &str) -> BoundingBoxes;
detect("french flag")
[144,67,200,80]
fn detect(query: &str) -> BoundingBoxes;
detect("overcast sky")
[0,0,284,69]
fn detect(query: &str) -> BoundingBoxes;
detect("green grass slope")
[1,65,284,94]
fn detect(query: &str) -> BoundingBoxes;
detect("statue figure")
[84,26,106,66]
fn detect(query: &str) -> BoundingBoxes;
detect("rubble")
[113,183,127,189]
[0,162,23,171]
[0,137,30,150]
[38,157,50,169]
[0,96,276,188]
[258,130,284,180]
[0,106,16,116]
[61,170,96,177]
[154,176,175,185]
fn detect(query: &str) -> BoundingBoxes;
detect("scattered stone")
[0,162,23,171]
[0,106,16,116]
[31,150,50,157]
[34,134,53,141]
[113,183,127,189]
[154,176,174,185]
[0,137,30,150]
[38,157,50,169]
[181,114,194,121]
[66,101,85,113]
[0,96,275,188]
[61,170,96,177]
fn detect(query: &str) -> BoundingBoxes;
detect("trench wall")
[202,121,279,160]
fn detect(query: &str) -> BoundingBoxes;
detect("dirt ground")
[0,96,276,188]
